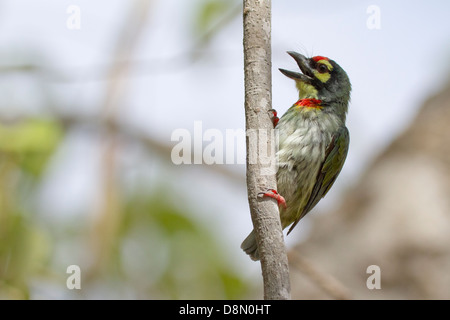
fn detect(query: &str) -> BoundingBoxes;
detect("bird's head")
[279,51,351,107]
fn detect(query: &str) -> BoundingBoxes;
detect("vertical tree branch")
[243,0,291,300]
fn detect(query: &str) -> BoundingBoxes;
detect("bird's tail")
[240,229,260,261]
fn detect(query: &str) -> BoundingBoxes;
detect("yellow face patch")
[313,59,333,83]
[296,81,318,99]
[317,59,333,70]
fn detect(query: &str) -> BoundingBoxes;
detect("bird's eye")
[317,63,329,74]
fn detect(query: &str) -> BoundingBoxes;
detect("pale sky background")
[0,0,449,279]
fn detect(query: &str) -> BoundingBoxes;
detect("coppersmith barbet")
[241,52,351,261]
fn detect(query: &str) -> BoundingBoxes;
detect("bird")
[241,51,351,261]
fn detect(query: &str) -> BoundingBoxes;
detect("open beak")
[279,51,314,83]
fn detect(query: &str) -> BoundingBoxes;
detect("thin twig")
[89,0,154,276]
[288,251,351,300]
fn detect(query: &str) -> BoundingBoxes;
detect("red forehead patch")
[312,56,329,62]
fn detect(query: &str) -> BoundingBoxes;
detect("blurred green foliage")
[0,0,249,300]
[118,193,248,299]
[194,0,231,35]
[0,119,62,177]
[0,119,62,299]
[0,118,249,299]
[191,0,240,57]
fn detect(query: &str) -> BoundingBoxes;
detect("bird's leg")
[268,109,279,127]
[258,189,287,209]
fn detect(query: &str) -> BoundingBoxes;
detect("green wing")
[287,126,350,235]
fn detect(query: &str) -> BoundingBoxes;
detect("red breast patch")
[295,98,322,109]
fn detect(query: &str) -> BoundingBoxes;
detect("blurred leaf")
[116,191,249,299]
[0,119,63,177]
[219,271,248,299]
[0,210,50,299]
[191,0,240,56]
[153,208,197,235]
[194,0,230,35]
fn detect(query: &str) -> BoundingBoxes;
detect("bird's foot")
[268,109,279,127]
[258,189,287,209]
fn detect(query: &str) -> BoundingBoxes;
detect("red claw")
[258,189,287,209]
[268,109,279,127]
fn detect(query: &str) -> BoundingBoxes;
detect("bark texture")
[243,0,290,300]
